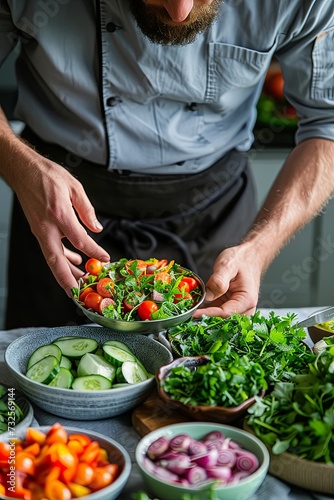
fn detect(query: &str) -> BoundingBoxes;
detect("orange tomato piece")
[46,423,68,445]
[154,271,171,285]
[23,442,41,457]
[48,443,78,470]
[44,478,71,500]
[79,441,100,464]
[100,463,119,482]
[88,466,114,491]
[26,427,47,445]
[68,434,92,448]
[73,462,95,485]
[16,451,36,475]
[0,442,11,461]
[67,439,85,457]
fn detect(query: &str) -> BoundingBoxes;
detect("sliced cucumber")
[53,336,78,341]
[72,375,112,391]
[119,361,148,384]
[60,356,72,370]
[77,353,116,382]
[27,344,62,370]
[102,345,136,367]
[103,340,133,354]
[48,367,74,389]
[26,356,60,384]
[53,337,98,359]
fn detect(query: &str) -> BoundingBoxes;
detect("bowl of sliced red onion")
[135,422,270,500]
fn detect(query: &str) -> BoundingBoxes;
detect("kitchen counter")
[0,307,333,500]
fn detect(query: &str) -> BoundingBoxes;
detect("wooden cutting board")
[132,390,190,437]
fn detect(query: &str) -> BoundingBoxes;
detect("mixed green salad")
[72,258,203,322]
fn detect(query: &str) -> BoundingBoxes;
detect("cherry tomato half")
[96,277,114,298]
[85,258,103,276]
[84,292,103,312]
[137,300,159,321]
[179,276,199,292]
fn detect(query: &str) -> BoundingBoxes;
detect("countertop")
[0,307,333,500]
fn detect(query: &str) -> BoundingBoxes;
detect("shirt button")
[106,96,123,107]
[106,22,122,33]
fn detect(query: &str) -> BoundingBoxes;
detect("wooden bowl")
[244,423,334,494]
[308,323,334,344]
[156,356,265,424]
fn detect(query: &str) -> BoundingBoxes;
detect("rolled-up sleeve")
[277,5,334,144]
[0,1,19,66]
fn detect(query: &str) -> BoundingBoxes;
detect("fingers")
[63,246,83,266]
[70,182,105,234]
[205,274,229,301]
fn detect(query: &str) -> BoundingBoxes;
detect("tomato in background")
[138,300,159,320]
[85,258,103,276]
[265,72,285,101]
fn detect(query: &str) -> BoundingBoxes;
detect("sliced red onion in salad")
[142,431,260,487]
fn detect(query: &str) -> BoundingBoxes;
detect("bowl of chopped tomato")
[72,258,206,334]
[0,423,131,500]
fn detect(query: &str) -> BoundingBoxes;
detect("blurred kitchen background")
[1,54,334,329]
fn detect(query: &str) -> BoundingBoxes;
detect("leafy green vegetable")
[246,344,334,464]
[161,354,268,407]
[0,384,24,434]
[168,311,314,385]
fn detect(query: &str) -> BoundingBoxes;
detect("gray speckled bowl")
[1,425,131,500]
[5,326,173,420]
[0,384,34,441]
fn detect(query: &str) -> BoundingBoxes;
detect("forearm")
[243,138,334,274]
[0,106,29,187]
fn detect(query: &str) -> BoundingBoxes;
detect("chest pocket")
[205,42,275,103]
[311,28,334,100]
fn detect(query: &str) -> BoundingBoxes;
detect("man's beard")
[128,0,223,46]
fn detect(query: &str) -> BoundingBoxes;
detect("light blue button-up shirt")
[0,0,334,174]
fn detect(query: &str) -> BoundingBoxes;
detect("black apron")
[5,128,257,328]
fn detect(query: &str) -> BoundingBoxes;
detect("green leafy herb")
[246,346,334,464]
[161,354,268,408]
[168,311,314,385]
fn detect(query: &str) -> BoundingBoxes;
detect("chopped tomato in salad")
[72,258,203,322]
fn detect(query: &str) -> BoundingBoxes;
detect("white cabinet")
[248,148,334,309]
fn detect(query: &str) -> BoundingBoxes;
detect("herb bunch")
[246,337,334,464]
[168,311,315,385]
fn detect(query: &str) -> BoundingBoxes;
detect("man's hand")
[193,244,261,318]
[0,124,110,296]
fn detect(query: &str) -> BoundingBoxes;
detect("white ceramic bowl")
[1,425,131,500]
[0,384,34,441]
[136,422,270,500]
[4,326,173,420]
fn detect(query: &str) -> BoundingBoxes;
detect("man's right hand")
[0,112,110,296]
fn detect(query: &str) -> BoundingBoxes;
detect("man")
[1,0,334,328]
